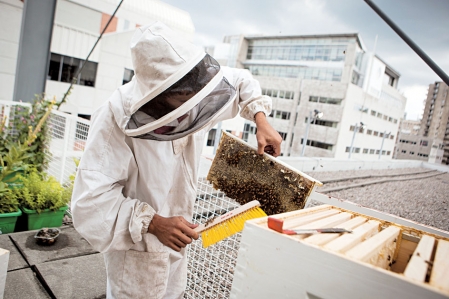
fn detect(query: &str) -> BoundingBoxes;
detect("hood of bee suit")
[110,21,236,141]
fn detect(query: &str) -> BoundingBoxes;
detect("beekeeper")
[71,21,282,298]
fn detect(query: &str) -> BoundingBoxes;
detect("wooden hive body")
[230,193,449,299]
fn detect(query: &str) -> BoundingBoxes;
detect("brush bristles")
[200,206,267,248]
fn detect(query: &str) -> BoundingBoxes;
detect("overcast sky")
[161,0,449,120]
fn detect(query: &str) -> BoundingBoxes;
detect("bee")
[204,216,217,227]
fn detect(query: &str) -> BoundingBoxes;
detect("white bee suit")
[71,22,271,299]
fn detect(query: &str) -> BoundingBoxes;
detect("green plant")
[0,94,54,171]
[13,170,71,213]
[0,185,19,213]
[0,138,33,214]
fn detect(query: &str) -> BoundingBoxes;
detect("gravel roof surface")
[304,167,449,232]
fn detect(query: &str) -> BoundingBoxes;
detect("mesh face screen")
[126,55,236,141]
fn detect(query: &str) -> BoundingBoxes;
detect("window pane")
[123,68,134,85]
[61,56,80,83]
[48,53,61,81]
[79,60,98,87]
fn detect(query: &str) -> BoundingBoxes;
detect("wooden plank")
[304,216,367,246]
[308,191,449,239]
[324,220,380,254]
[390,238,418,274]
[429,239,449,293]
[283,209,340,229]
[346,225,401,269]
[290,212,353,240]
[252,204,333,227]
[232,220,447,299]
[403,235,435,282]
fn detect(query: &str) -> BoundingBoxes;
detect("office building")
[0,0,194,117]
[212,33,406,159]
[395,81,448,164]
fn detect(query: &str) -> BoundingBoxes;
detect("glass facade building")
[243,37,356,82]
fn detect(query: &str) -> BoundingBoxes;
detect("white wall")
[55,0,102,34]
[334,83,405,160]
[0,0,23,102]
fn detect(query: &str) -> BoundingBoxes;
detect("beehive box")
[230,193,449,299]
[207,132,323,215]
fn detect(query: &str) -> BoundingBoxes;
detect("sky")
[161,0,449,120]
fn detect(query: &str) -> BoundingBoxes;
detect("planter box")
[20,206,68,230]
[0,209,22,234]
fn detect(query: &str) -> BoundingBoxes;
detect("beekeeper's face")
[126,54,236,141]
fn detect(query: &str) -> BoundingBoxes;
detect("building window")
[275,111,290,120]
[313,119,338,128]
[401,150,406,153]
[387,151,391,155]
[363,148,368,154]
[351,71,360,85]
[367,129,372,135]
[379,132,384,138]
[207,129,216,146]
[48,52,97,87]
[278,131,288,141]
[384,73,395,87]
[390,135,394,140]
[309,96,342,105]
[377,112,383,118]
[345,147,350,153]
[123,68,134,85]
[371,110,376,116]
[262,89,294,100]
[242,123,251,142]
[302,139,333,151]
[410,151,414,155]
[247,65,343,82]
[369,149,375,154]
[373,131,379,136]
[420,140,428,146]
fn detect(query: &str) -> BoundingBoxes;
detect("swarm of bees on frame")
[207,133,317,216]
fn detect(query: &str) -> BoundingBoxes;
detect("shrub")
[0,94,54,171]
[13,170,71,213]
[0,184,19,213]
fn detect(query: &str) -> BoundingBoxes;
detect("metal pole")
[378,131,387,160]
[348,123,359,159]
[301,110,313,157]
[13,0,57,103]
[364,0,449,86]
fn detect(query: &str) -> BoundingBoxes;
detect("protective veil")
[71,22,271,299]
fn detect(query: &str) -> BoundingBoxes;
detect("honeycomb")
[207,132,322,216]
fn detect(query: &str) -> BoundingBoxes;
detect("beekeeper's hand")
[255,112,282,157]
[148,214,199,252]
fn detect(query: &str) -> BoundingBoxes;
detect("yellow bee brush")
[194,200,266,248]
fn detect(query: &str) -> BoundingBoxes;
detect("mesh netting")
[185,179,242,298]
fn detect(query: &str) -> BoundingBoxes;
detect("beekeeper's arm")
[70,102,198,253]
[220,67,283,156]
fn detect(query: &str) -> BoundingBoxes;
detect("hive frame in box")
[306,192,449,238]
[230,191,449,299]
